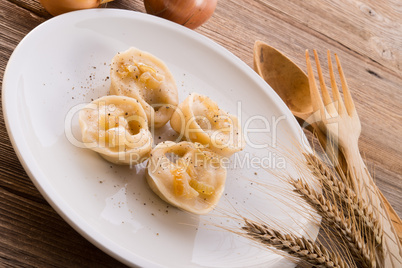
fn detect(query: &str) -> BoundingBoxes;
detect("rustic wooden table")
[0,0,401,267]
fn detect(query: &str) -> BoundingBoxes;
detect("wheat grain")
[242,219,350,268]
[304,153,382,245]
[291,179,376,268]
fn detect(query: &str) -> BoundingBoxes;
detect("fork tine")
[335,53,356,116]
[306,50,326,121]
[313,50,332,107]
[327,50,345,115]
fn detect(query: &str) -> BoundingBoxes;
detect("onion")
[39,0,113,16]
[144,0,218,29]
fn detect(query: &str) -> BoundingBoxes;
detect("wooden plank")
[251,0,402,75]
[0,0,400,267]
[6,0,52,19]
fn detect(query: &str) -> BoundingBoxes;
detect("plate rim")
[2,8,305,267]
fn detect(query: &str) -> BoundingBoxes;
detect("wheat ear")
[242,219,349,268]
[291,179,376,268]
[304,153,382,245]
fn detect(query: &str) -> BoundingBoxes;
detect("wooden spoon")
[253,41,330,154]
[253,40,402,243]
[253,41,312,122]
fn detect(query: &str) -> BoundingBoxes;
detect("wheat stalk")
[291,179,376,268]
[303,153,383,245]
[216,147,385,267]
[242,219,350,268]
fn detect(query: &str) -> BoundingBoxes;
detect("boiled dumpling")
[79,95,152,165]
[146,141,227,214]
[110,47,179,128]
[170,93,244,156]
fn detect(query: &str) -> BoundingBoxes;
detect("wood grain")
[0,0,401,267]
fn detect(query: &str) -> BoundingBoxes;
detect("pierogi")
[110,47,179,128]
[146,141,227,214]
[170,93,244,156]
[79,95,152,165]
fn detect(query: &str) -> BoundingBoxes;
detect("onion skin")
[39,0,108,16]
[144,0,218,29]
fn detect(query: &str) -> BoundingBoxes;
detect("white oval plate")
[2,9,314,268]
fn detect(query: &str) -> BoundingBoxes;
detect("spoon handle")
[378,188,402,245]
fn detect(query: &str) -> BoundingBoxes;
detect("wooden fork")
[305,49,402,267]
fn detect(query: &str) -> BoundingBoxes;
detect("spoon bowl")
[253,41,312,121]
